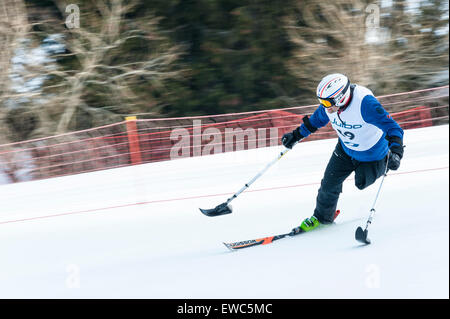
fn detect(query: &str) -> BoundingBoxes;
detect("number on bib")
[337,129,359,147]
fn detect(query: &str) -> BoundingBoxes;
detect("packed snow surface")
[0,125,448,298]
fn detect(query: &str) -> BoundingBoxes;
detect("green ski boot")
[291,216,321,235]
[300,216,321,232]
[291,211,340,235]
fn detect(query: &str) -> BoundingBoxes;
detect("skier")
[281,73,404,232]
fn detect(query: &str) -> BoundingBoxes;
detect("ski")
[223,229,304,250]
[224,210,340,251]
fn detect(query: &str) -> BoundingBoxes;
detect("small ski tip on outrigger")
[355,226,371,245]
[355,155,391,245]
[199,203,233,217]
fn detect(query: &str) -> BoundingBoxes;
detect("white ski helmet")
[316,73,351,108]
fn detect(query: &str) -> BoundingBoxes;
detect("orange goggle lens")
[318,98,333,108]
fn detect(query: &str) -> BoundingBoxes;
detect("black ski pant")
[313,142,387,224]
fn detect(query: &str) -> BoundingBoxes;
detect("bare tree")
[285,0,379,102]
[285,0,448,101]
[1,0,183,139]
[0,0,30,142]
[372,0,449,93]
[37,0,183,134]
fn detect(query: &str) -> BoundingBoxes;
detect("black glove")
[282,127,304,149]
[387,151,401,170]
[386,135,404,171]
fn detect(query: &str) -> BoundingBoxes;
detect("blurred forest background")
[0,0,448,144]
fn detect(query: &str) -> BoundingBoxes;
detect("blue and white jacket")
[298,84,404,162]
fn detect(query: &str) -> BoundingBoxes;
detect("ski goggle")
[318,79,350,108]
[318,98,335,108]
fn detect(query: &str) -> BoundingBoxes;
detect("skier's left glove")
[386,135,404,171]
[282,127,304,149]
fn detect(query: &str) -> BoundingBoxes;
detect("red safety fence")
[0,85,448,184]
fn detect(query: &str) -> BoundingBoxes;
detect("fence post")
[125,116,142,165]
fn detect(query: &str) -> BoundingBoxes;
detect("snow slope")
[0,125,448,298]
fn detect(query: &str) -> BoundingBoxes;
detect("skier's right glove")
[281,127,304,149]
